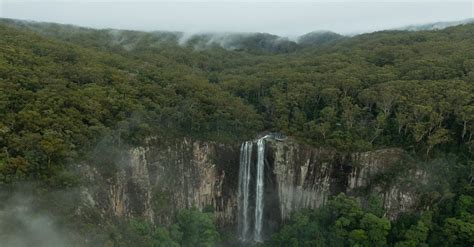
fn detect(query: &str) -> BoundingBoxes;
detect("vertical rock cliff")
[82,137,239,226]
[81,135,423,238]
[267,139,419,221]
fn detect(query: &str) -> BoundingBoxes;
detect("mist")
[0,193,74,247]
[1,0,472,36]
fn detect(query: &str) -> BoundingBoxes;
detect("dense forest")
[0,18,472,246]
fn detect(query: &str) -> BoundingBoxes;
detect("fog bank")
[1,1,472,36]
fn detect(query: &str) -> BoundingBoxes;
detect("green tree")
[173,207,220,247]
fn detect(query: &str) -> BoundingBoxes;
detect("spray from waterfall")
[237,135,269,242]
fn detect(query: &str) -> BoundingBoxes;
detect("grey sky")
[0,0,472,36]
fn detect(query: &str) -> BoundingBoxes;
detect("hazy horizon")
[1,1,473,36]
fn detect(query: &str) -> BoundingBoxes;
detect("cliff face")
[81,136,421,230]
[268,140,419,221]
[81,137,239,226]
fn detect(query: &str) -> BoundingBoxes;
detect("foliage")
[1,19,473,184]
[172,207,220,247]
[270,192,474,247]
[0,21,262,184]
[269,193,391,247]
[103,208,219,247]
[0,18,473,246]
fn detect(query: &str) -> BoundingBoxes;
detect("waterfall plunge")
[237,141,253,241]
[237,135,269,242]
[254,137,265,242]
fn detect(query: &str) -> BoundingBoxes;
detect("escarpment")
[80,135,423,240]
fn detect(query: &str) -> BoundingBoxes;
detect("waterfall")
[254,137,266,242]
[237,135,269,242]
[237,141,253,241]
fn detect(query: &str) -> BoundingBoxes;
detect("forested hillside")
[1,18,472,182]
[0,18,472,246]
[0,20,264,183]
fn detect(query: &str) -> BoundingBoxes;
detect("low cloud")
[0,191,76,247]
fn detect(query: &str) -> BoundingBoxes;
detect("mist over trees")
[0,18,472,246]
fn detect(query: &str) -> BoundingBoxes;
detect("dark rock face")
[81,137,239,226]
[267,140,349,221]
[268,140,419,221]
[80,136,420,232]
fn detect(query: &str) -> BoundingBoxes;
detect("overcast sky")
[0,0,472,36]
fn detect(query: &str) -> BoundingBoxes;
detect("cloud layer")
[1,1,472,36]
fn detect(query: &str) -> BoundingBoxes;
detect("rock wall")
[268,140,346,221]
[82,137,239,226]
[81,136,421,230]
[348,148,423,219]
[267,139,418,221]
